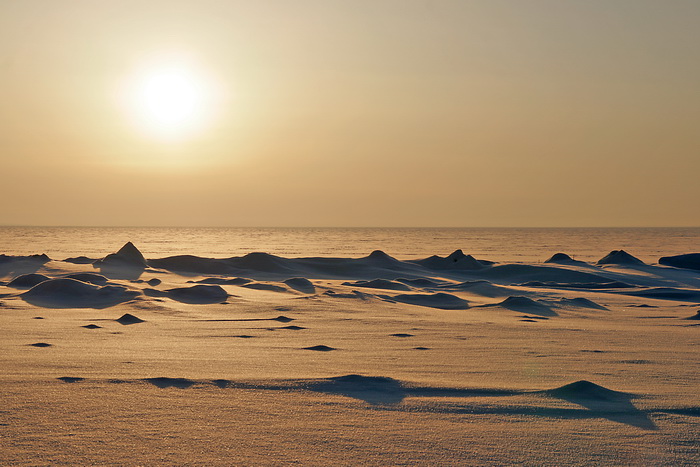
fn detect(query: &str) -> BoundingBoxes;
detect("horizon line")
[1,225,699,229]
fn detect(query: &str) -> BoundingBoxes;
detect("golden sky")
[1,0,698,227]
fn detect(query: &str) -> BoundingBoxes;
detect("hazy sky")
[1,0,698,227]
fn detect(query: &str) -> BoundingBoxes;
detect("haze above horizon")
[1,1,698,227]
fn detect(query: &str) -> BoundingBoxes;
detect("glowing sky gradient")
[1,0,698,227]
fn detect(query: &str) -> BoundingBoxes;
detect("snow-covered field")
[2,240,699,465]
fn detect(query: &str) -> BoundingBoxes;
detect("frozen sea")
[0,226,698,262]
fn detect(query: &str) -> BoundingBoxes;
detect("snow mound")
[95,242,147,268]
[145,285,229,304]
[64,273,108,285]
[597,250,644,266]
[386,292,469,310]
[410,249,488,270]
[342,279,411,291]
[284,277,315,294]
[8,273,50,288]
[21,278,139,308]
[659,253,700,271]
[116,313,145,325]
[546,380,630,402]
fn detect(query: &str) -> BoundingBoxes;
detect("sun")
[120,55,220,142]
[140,69,199,128]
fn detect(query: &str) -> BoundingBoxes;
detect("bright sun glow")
[141,70,199,126]
[121,55,220,142]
